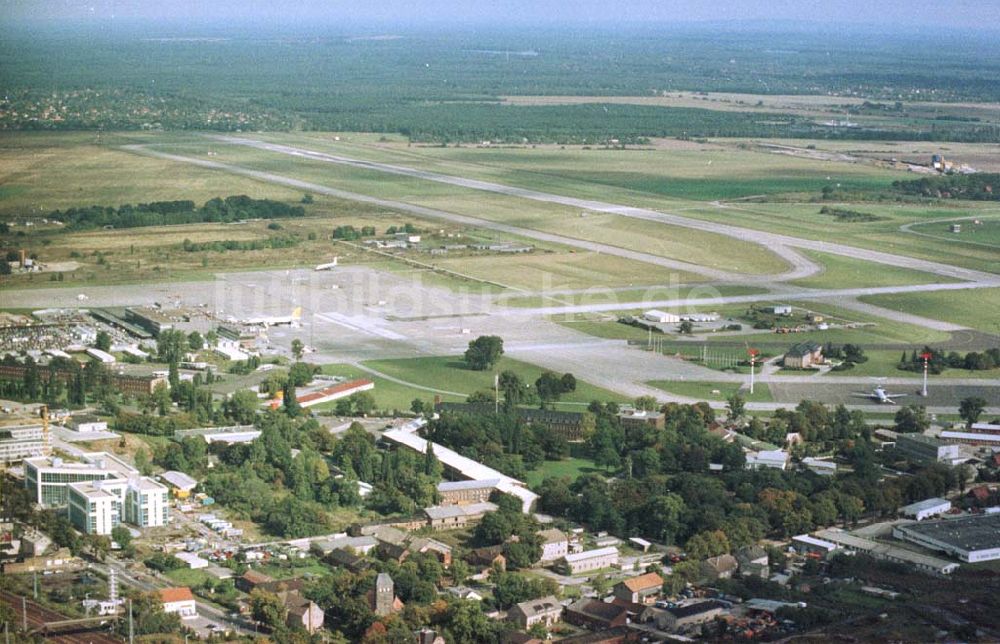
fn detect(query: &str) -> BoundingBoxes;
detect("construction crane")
[39,404,51,456]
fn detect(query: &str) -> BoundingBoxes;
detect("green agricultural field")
[859,288,1000,336]
[647,380,773,403]
[789,250,956,289]
[360,355,629,407]
[317,363,465,412]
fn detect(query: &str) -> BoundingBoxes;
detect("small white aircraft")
[315,257,339,271]
[853,386,908,404]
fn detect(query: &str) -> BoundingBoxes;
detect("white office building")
[0,424,49,464]
[68,479,125,535]
[125,477,170,528]
[64,474,168,534]
[25,453,137,507]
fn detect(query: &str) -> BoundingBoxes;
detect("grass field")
[525,455,604,487]
[360,355,629,407]
[822,349,1000,380]
[859,289,1000,336]
[554,300,955,347]
[317,363,465,412]
[907,218,1000,248]
[164,567,212,588]
[179,137,791,276]
[789,250,957,290]
[242,132,998,275]
[647,379,773,403]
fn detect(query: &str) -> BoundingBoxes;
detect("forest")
[2,25,998,142]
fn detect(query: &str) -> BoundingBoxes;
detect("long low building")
[814,529,959,575]
[560,547,619,575]
[424,502,498,531]
[938,430,1000,447]
[297,379,375,408]
[0,424,49,465]
[383,424,538,513]
[892,515,1000,563]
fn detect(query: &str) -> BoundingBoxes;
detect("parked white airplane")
[315,257,339,271]
[853,386,908,404]
[242,307,302,327]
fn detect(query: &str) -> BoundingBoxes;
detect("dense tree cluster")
[44,195,306,232]
[898,346,999,374]
[892,173,1000,201]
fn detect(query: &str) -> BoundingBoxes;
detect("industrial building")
[895,433,962,465]
[814,528,959,575]
[296,378,375,408]
[938,422,1000,447]
[900,498,951,521]
[892,515,1000,563]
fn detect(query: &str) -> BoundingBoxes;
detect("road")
[95,559,255,637]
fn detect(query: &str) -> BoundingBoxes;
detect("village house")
[507,595,563,630]
[158,587,197,620]
[612,571,663,605]
[537,528,569,563]
[783,342,823,369]
[565,599,630,630]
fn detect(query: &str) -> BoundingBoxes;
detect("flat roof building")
[815,528,959,575]
[0,424,49,465]
[900,498,951,521]
[25,452,137,507]
[896,433,962,465]
[892,515,1000,563]
[745,450,789,471]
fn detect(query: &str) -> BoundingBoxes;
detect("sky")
[3,0,998,30]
